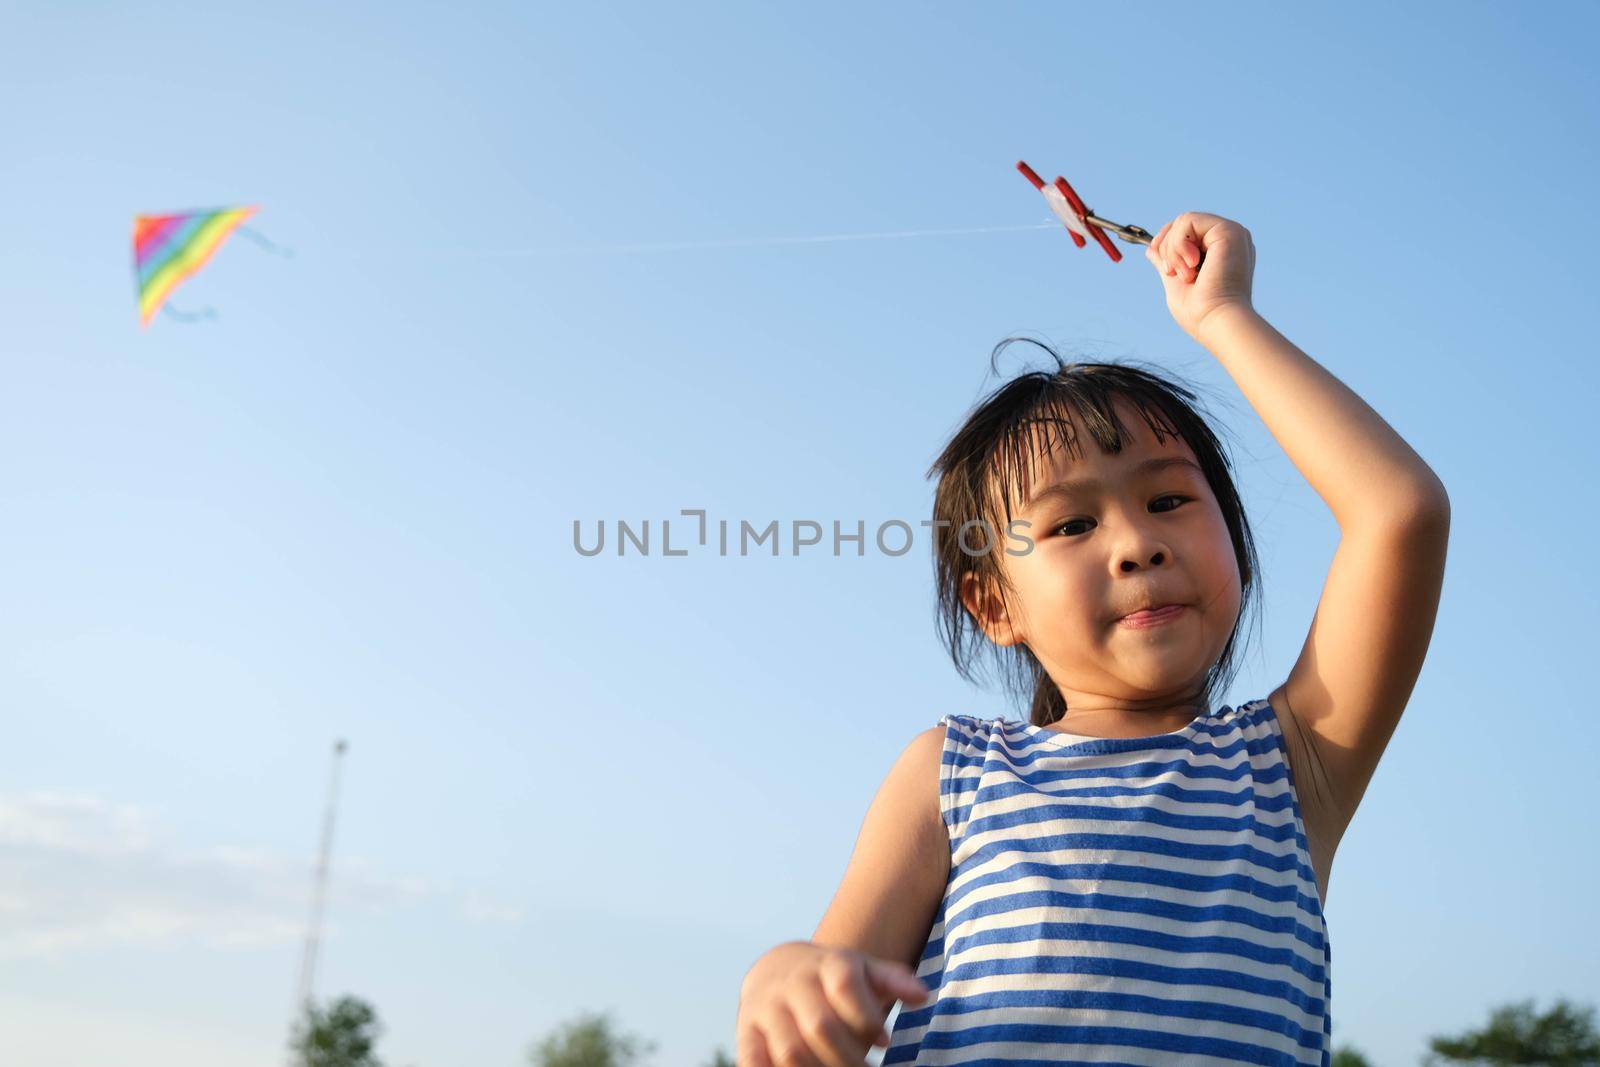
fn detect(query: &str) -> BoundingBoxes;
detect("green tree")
[701,1048,734,1067]
[1425,998,1600,1065]
[528,1009,657,1067]
[290,995,384,1067]
[1331,1045,1374,1067]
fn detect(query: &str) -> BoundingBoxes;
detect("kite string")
[446,219,1061,258]
[218,218,1061,263]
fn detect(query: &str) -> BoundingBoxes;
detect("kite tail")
[235,225,295,258]
[161,303,218,323]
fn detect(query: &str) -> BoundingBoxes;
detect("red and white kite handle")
[1017,160,1155,264]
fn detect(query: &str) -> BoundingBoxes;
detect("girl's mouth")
[1117,604,1188,629]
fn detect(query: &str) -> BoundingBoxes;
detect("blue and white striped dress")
[882,698,1331,1066]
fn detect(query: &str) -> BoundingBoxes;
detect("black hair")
[926,338,1263,727]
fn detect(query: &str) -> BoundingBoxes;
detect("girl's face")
[968,399,1243,722]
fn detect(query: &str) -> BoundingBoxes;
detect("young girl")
[735,212,1450,1066]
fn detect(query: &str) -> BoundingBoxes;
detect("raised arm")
[1150,215,1451,875]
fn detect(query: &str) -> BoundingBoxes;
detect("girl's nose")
[1119,548,1167,572]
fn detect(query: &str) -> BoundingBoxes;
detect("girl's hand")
[1145,211,1256,342]
[737,940,930,1066]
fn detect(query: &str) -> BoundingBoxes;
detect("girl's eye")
[1053,496,1190,538]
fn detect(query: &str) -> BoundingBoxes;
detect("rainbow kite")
[132,206,258,327]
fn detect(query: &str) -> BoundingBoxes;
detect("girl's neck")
[1050,702,1203,739]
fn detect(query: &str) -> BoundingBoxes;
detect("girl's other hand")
[737,940,930,1066]
[1144,211,1256,343]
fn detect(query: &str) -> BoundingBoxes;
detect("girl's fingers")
[1165,219,1191,277]
[1152,215,1221,279]
[1151,220,1173,269]
[738,1024,776,1067]
[762,1005,828,1067]
[1176,223,1201,267]
[790,985,871,1067]
[1166,215,1200,278]
[823,954,891,1045]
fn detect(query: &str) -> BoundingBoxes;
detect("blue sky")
[3,2,1598,1065]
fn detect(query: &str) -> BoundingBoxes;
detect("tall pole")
[291,739,348,1048]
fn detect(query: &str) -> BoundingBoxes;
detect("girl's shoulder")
[935,711,999,736]
[1228,695,1288,739]
[933,712,1016,755]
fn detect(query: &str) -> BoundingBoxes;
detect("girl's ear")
[961,571,1023,647]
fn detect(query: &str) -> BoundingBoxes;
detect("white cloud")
[460,889,524,925]
[0,791,154,856]
[0,791,520,961]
